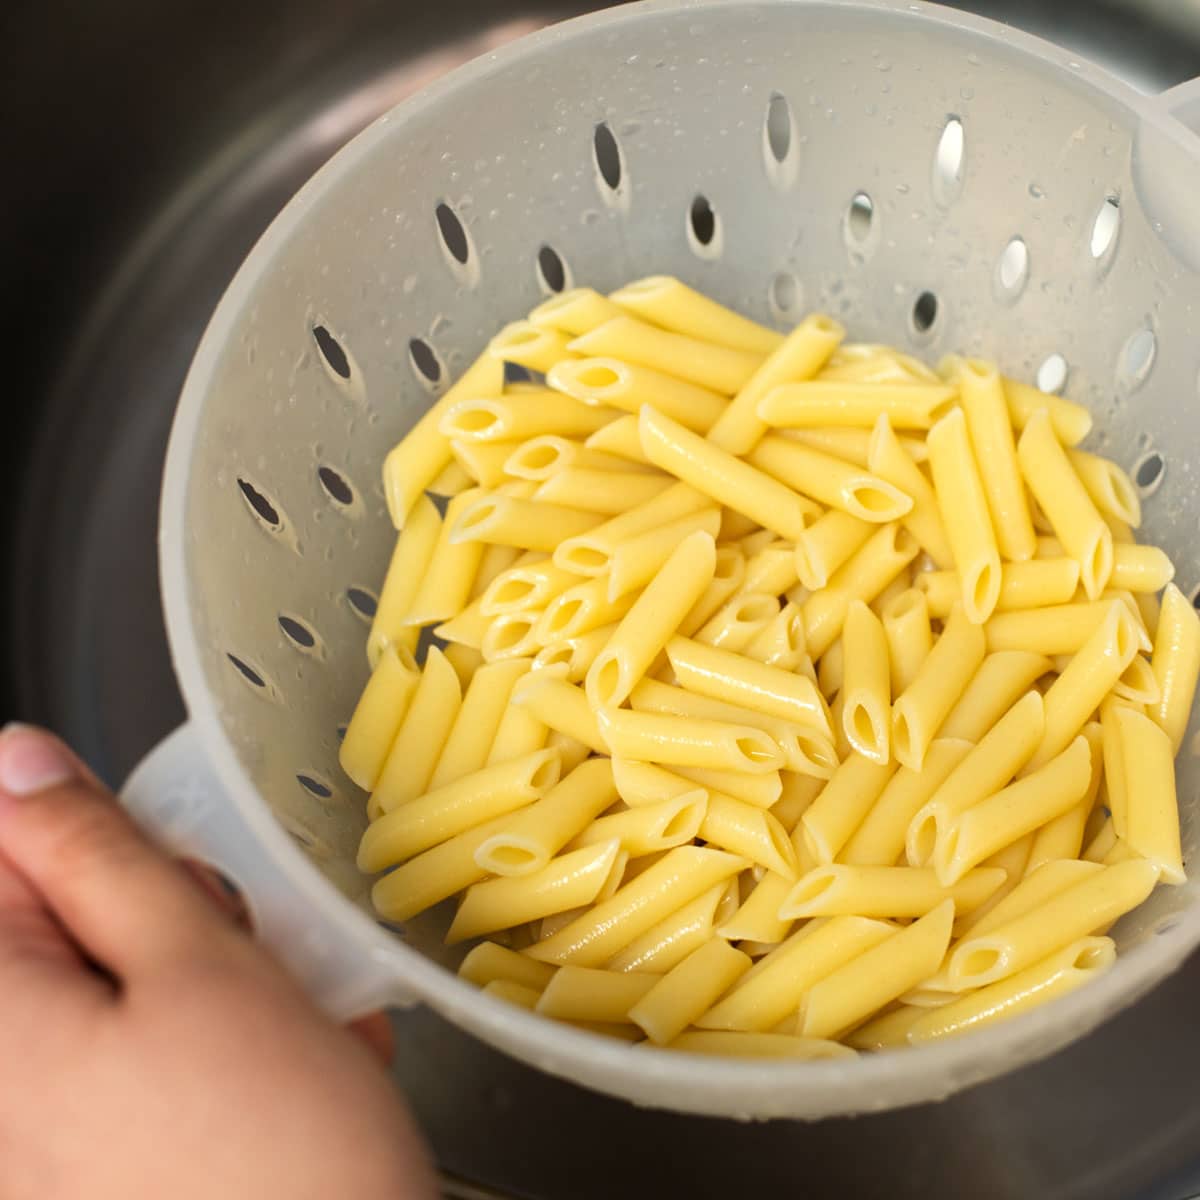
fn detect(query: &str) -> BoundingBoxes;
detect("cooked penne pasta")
[1109,543,1174,593]
[511,674,608,753]
[504,434,650,481]
[793,510,874,591]
[458,940,558,991]
[536,965,657,1024]
[667,1031,856,1060]
[606,509,723,600]
[571,791,708,857]
[742,542,802,596]
[533,467,671,514]
[743,602,806,669]
[533,624,617,683]
[718,871,795,944]
[1111,706,1185,883]
[368,493,441,662]
[529,287,624,335]
[1025,723,1104,874]
[881,589,933,695]
[867,414,953,568]
[596,706,785,774]
[339,646,420,790]
[440,390,615,442]
[1068,450,1141,528]
[920,560,1081,621]
[1150,582,1200,751]
[801,753,898,863]
[699,794,799,878]
[487,322,575,373]
[1001,376,1092,446]
[758,380,957,431]
[537,576,639,642]
[841,599,891,762]
[781,865,1006,919]
[607,883,730,973]
[451,492,606,553]
[584,413,652,464]
[629,939,754,1044]
[939,651,1052,742]
[403,488,487,626]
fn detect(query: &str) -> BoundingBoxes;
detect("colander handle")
[121,723,415,1019]
[1162,77,1200,134]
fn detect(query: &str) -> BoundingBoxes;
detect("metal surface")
[5,0,1200,1195]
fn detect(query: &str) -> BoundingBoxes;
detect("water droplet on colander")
[1029,183,1045,199]
[896,182,910,194]
[960,86,975,100]
[875,58,891,72]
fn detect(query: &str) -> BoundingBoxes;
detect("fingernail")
[0,724,79,797]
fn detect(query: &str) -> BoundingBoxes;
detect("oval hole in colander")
[1036,352,1069,395]
[408,337,444,390]
[310,323,351,380]
[317,465,356,508]
[1118,328,1158,392]
[536,244,569,294]
[932,115,965,206]
[592,121,622,192]
[236,477,281,529]
[1090,195,1121,261]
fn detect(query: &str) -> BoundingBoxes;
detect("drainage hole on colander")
[1118,328,1157,391]
[312,324,351,380]
[408,337,444,390]
[435,202,470,265]
[996,237,1029,299]
[278,613,319,652]
[932,116,965,206]
[910,290,939,335]
[768,271,803,322]
[317,465,356,508]
[766,93,792,164]
[1090,195,1120,262]
[1036,353,1069,395]
[346,586,379,622]
[1133,451,1165,496]
[336,723,348,743]
[536,244,569,294]
[1189,584,1200,612]
[687,194,721,260]
[237,477,282,529]
[296,773,334,799]
[593,121,623,192]
[846,192,874,244]
[226,653,269,691]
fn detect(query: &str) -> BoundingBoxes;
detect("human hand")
[0,724,436,1200]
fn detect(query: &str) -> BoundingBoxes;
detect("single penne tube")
[801,523,920,657]
[358,749,560,871]
[695,593,780,652]
[1101,695,1133,837]
[698,915,896,1032]
[927,407,1002,623]
[537,577,638,642]
[439,390,615,442]
[718,871,794,943]
[485,692,551,765]
[368,494,441,662]
[403,489,488,626]
[1029,600,1141,768]
[743,602,806,670]
[700,795,799,879]
[1068,449,1141,527]
[954,858,1105,940]
[667,1031,856,1059]
[829,344,940,382]
[630,938,754,1044]
[480,557,575,617]
[758,380,957,431]
[791,425,929,466]
[572,791,708,857]
[427,658,531,789]
[533,467,671,515]
[1150,583,1200,751]
[639,406,816,540]
[629,678,838,777]
[486,322,575,373]
[586,530,717,708]
[532,623,617,683]
[607,883,729,973]
[746,435,912,523]
[383,351,505,527]
[529,286,624,335]
[891,604,986,771]
[339,646,420,790]
[547,730,590,775]
[480,611,545,663]
[867,414,953,568]
[799,901,954,1039]
[940,651,1052,742]
[567,315,763,394]
[526,845,747,966]
[1002,377,1092,446]
[955,358,1036,561]
[871,568,913,619]
[743,542,802,596]
[447,840,625,943]
[910,935,1117,1043]
[458,940,557,991]
[609,275,785,354]
[1025,723,1104,874]
[841,599,892,763]
[706,313,846,454]
[607,508,723,600]
[665,636,830,733]
[1109,544,1174,593]
[547,356,727,432]
[674,764,782,809]
[471,542,525,600]
[1082,815,1119,864]
[427,459,475,497]
[433,599,490,649]
[474,757,619,876]
[595,706,785,774]
[482,980,543,1010]
[947,859,1160,989]
[511,674,607,753]
[906,690,1045,867]
[881,589,933,695]
[840,740,973,867]
[677,548,750,638]
[1113,706,1185,883]
[450,493,606,553]
[801,754,898,864]
[933,735,1091,886]
[610,759,702,808]
[1017,409,1113,599]
[370,811,514,922]
[370,647,462,815]
[781,865,1006,920]
[503,434,652,481]
[921,561,1081,622]
[845,1006,927,1050]
[584,413,652,465]
[535,964,658,1023]
[553,480,709,576]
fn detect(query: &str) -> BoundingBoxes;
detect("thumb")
[0,724,247,980]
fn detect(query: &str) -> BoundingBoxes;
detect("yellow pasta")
[403,488,487,626]
[606,508,722,600]
[667,1031,856,1060]
[1109,544,1174,593]
[595,707,785,774]
[529,287,624,336]
[1017,408,1112,599]
[440,390,614,442]
[759,380,957,431]
[607,883,730,973]
[926,407,1001,623]
[533,467,671,515]
[939,650,1052,742]
[458,940,557,991]
[368,493,441,662]
[881,589,933,695]
[919,560,1081,621]
[699,794,799,878]
[743,602,806,670]
[781,865,1006,919]
[1025,723,1104,874]
[743,541,802,596]
[572,791,708,857]
[586,530,716,708]
[801,753,898,864]
[482,980,543,1010]
[954,858,1105,940]
[1111,706,1185,884]
[793,511,874,591]
[793,425,928,467]
[339,646,420,790]
[532,624,617,683]
[695,593,782,653]
[1150,582,1200,751]
[537,577,638,642]
[584,413,652,465]
[511,674,608,753]
[536,965,657,1024]
[1001,376,1092,446]
[629,939,754,1044]
[841,599,891,763]
[1068,449,1141,527]
[717,871,794,944]
[451,492,605,553]
[487,322,575,373]
[503,434,650,482]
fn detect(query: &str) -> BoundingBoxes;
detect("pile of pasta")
[339,275,1199,1057]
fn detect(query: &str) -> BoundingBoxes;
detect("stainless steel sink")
[4,2,1200,1196]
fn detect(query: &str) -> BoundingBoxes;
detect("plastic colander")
[121,0,1200,1119]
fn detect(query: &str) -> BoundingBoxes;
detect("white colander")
[122,0,1200,1119]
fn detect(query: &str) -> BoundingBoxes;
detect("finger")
[347,1011,396,1065]
[179,859,253,930]
[0,725,247,979]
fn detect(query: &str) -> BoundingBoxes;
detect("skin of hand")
[0,724,437,1200]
